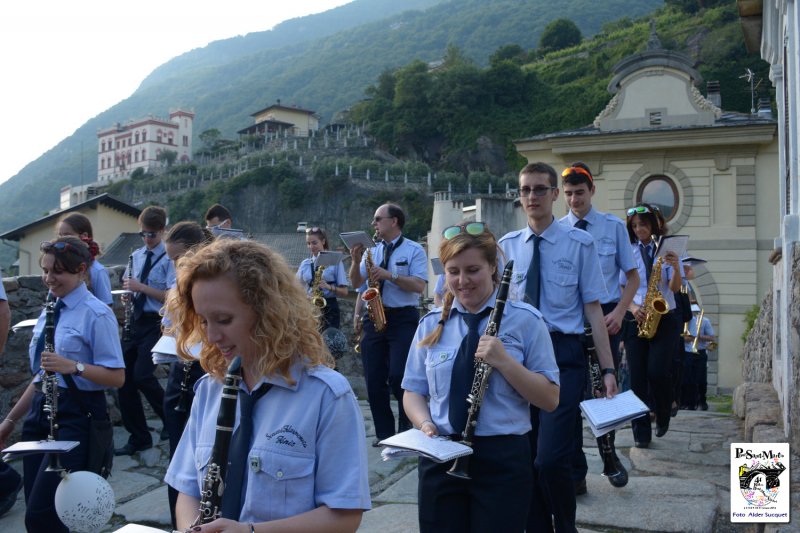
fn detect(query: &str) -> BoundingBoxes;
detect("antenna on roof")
[739,68,761,115]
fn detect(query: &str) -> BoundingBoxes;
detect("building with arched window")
[96,109,194,183]
[511,27,778,392]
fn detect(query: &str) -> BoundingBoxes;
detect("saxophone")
[310,265,327,309]
[192,356,243,526]
[447,261,513,480]
[41,295,64,472]
[122,254,134,342]
[637,255,668,339]
[361,238,387,333]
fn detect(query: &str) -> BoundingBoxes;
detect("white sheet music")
[655,235,689,259]
[579,390,650,437]
[379,429,473,463]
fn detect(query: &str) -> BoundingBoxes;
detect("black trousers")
[418,434,531,533]
[163,359,205,528]
[681,349,708,408]
[320,297,341,330]
[0,460,21,497]
[572,301,623,483]
[528,332,584,533]
[118,314,165,447]
[22,388,106,533]
[623,311,679,444]
[360,306,418,439]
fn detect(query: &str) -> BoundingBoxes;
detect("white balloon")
[54,470,115,532]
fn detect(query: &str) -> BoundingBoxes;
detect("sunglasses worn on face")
[561,166,593,181]
[139,231,158,238]
[519,186,555,198]
[442,222,486,240]
[40,241,79,253]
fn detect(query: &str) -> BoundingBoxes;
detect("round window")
[637,175,679,220]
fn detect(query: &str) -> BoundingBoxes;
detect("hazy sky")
[0,0,351,186]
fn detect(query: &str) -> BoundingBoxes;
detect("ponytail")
[418,291,455,347]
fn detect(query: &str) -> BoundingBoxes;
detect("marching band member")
[296,226,348,330]
[348,203,428,445]
[165,239,370,532]
[621,203,683,447]
[498,162,617,533]
[403,222,559,533]
[162,221,213,528]
[681,304,715,411]
[0,266,22,519]
[56,212,113,305]
[0,237,124,532]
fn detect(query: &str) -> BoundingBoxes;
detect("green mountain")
[0,0,663,238]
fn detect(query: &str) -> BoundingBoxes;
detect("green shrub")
[741,304,761,344]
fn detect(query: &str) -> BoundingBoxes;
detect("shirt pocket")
[393,257,410,277]
[546,272,579,309]
[425,348,456,400]
[147,265,169,290]
[509,269,528,303]
[597,240,617,274]
[193,444,213,488]
[59,328,86,358]
[248,448,315,521]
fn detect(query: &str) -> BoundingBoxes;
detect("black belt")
[384,306,416,312]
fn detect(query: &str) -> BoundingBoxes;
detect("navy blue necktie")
[448,307,492,434]
[574,219,589,231]
[220,383,272,519]
[31,299,65,375]
[379,239,400,293]
[133,250,154,319]
[640,243,653,282]
[524,235,542,309]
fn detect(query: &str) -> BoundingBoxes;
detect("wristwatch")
[74,362,85,376]
[391,272,399,282]
[601,368,616,376]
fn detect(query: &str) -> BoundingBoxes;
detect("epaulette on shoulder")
[307,365,353,398]
[420,307,443,324]
[498,229,524,243]
[568,227,594,245]
[507,300,543,320]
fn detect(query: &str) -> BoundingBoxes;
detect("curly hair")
[418,227,502,347]
[165,239,333,382]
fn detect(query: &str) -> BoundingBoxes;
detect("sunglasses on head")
[626,205,661,217]
[561,166,593,181]
[139,231,158,238]
[40,241,79,253]
[442,222,486,240]
[305,227,322,234]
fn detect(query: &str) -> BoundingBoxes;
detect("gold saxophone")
[361,241,387,333]
[637,255,668,339]
[310,265,327,309]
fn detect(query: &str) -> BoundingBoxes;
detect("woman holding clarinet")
[164,239,370,532]
[402,222,560,533]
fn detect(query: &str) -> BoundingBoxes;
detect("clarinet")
[41,294,64,472]
[192,356,242,526]
[584,325,628,487]
[447,260,513,480]
[174,361,195,413]
[123,254,134,342]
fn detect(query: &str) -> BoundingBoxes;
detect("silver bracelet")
[3,417,16,426]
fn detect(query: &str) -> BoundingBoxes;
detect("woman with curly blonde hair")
[164,239,370,532]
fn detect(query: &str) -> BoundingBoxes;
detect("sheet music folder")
[3,440,80,460]
[379,428,473,463]
[339,231,375,250]
[579,390,650,437]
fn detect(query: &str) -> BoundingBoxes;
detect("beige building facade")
[242,102,320,138]
[0,194,141,276]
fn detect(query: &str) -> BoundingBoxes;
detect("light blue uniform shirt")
[124,241,174,314]
[89,259,113,305]
[402,293,559,437]
[29,283,124,390]
[357,235,428,307]
[0,267,6,300]
[622,243,685,310]
[498,219,608,334]
[684,315,714,351]
[296,257,348,299]
[433,274,446,301]
[165,362,371,522]
[560,207,636,304]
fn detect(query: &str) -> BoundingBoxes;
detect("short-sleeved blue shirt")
[296,257,348,299]
[124,242,174,314]
[402,292,559,437]
[498,219,608,334]
[684,316,715,351]
[29,283,124,390]
[165,361,371,522]
[0,267,6,301]
[560,207,637,304]
[357,235,428,307]
[622,243,685,310]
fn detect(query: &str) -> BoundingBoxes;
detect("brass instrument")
[310,265,327,309]
[637,255,668,339]
[122,254,134,342]
[361,239,387,333]
[447,261,513,480]
[691,308,705,353]
[42,295,64,472]
[193,356,242,526]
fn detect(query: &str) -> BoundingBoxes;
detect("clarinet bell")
[174,395,191,413]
